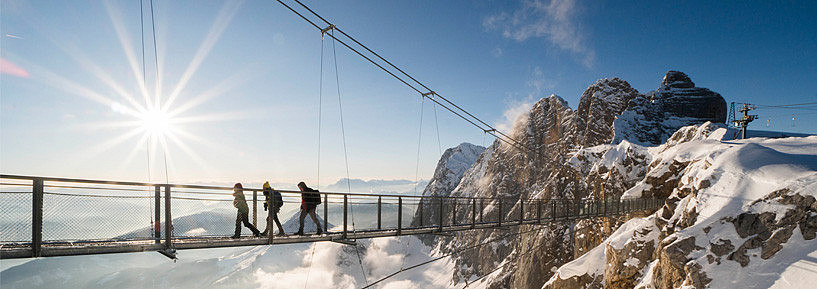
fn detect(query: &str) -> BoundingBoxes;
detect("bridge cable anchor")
[320,24,336,36]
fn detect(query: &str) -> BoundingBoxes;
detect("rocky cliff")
[613,71,727,146]
[544,123,817,289]
[412,142,485,233]
[412,71,729,288]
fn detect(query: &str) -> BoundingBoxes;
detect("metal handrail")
[0,173,665,259]
[1,174,600,201]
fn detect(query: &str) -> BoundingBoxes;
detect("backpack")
[273,191,284,209]
[304,188,321,205]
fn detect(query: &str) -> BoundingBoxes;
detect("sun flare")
[139,108,172,137]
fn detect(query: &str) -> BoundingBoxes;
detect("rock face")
[411,143,485,232]
[544,123,817,289]
[414,71,728,289]
[613,71,727,145]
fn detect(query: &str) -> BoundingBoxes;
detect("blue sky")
[1,0,815,186]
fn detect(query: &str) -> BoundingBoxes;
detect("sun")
[139,108,173,137]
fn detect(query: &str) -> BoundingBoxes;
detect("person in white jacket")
[232,183,260,238]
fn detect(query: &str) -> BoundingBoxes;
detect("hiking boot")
[315,229,323,235]
[230,235,240,239]
[296,229,304,236]
[276,232,286,237]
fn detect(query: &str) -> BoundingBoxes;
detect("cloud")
[483,0,595,67]
[495,67,557,135]
[381,280,421,289]
[491,47,504,57]
[526,66,556,92]
[253,243,357,289]
[0,58,30,77]
[495,95,535,134]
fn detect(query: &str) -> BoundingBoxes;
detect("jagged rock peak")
[614,70,728,145]
[576,77,641,147]
[411,142,484,230]
[660,70,695,89]
[421,142,485,198]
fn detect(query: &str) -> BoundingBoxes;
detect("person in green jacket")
[232,183,260,238]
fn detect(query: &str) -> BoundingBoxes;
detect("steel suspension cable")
[330,29,369,286]
[362,226,545,289]
[272,0,532,154]
[317,34,325,188]
[413,98,425,195]
[139,0,155,239]
[402,95,426,271]
[463,228,549,288]
[433,97,442,156]
[303,243,318,289]
[289,0,528,152]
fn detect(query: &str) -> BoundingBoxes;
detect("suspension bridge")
[0,174,661,259]
[2,0,664,264]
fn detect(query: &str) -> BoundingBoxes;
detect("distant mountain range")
[323,178,429,195]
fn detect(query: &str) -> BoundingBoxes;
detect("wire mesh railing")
[0,174,663,259]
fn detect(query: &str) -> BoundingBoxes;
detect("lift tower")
[733,103,757,139]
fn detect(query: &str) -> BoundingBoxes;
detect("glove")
[264,203,268,211]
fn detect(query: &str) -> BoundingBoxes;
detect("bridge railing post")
[154,185,161,244]
[479,198,483,223]
[377,196,382,230]
[252,190,257,228]
[519,198,524,225]
[551,200,556,222]
[438,196,444,232]
[164,185,172,250]
[537,200,542,224]
[32,178,43,258]
[452,198,457,226]
[397,197,402,235]
[343,194,348,239]
[323,193,328,233]
[418,197,424,227]
[565,200,570,221]
[471,198,476,229]
[497,198,502,227]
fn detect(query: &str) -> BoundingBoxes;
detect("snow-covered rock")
[544,123,817,289]
[613,71,728,146]
[426,71,729,289]
[411,142,485,229]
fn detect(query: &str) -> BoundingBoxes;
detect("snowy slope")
[544,123,817,288]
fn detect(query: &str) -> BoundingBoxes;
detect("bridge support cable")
[287,0,528,152]
[327,28,369,286]
[316,32,325,188]
[362,226,546,289]
[432,95,443,157]
[303,242,318,289]
[272,0,532,154]
[463,227,551,288]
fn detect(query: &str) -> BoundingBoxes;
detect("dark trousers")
[298,204,322,232]
[235,211,260,237]
[262,208,285,235]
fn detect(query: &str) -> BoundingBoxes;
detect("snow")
[550,241,606,281]
[544,216,657,286]
[1,235,456,289]
[548,120,817,288]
